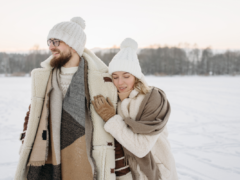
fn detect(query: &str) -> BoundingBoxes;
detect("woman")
[92,38,178,180]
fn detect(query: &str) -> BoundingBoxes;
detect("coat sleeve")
[104,114,160,158]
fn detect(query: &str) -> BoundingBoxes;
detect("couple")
[15,17,178,180]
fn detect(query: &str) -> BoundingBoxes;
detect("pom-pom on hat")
[47,17,86,56]
[109,38,142,79]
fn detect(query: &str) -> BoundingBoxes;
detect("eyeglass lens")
[47,39,60,47]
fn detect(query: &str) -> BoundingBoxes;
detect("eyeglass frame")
[47,39,61,47]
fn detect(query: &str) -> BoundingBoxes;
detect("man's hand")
[91,95,115,122]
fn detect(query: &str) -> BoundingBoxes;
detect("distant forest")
[0,45,240,76]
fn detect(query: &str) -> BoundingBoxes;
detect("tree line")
[0,45,240,76]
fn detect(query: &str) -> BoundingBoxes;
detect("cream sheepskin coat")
[104,89,178,180]
[15,48,118,180]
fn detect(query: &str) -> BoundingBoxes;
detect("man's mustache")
[51,49,61,54]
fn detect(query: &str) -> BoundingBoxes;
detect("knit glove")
[92,95,115,122]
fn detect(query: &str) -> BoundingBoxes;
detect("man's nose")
[49,42,55,51]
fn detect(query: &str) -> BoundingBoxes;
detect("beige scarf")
[122,87,171,180]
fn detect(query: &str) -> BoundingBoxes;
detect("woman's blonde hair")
[134,78,150,95]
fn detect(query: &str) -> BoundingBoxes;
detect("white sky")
[0,0,239,52]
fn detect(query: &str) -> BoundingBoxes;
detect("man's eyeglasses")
[47,39,61,47]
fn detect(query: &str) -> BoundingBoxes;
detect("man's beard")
[50,49,72,68]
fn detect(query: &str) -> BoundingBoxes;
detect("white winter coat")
[104,89,178,180]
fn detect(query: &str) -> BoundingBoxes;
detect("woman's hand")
[91,95,115,122]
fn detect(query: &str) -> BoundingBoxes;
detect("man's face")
[49,39,72,68]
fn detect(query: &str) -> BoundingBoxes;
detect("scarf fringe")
[123,150,140,180]
[27,161,45,166]
[123,148,162,180]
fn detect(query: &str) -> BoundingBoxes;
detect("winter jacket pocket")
[92,146,116,180]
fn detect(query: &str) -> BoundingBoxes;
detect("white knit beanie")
[47,17,86,56]
[108,38,142,79]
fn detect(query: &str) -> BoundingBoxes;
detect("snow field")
[0,76,240,180]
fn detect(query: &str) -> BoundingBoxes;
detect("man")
[15,17,118,180]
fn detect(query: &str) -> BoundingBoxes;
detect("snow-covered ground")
[0,76,240,180]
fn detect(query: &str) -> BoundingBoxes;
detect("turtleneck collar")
[60,66,78,75]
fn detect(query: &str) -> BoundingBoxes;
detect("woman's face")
[112,71,135,93]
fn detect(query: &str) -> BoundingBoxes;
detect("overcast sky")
[0,0,239,52]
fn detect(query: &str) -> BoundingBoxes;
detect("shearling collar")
[40,55,53,69]
[129,89,139,99]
